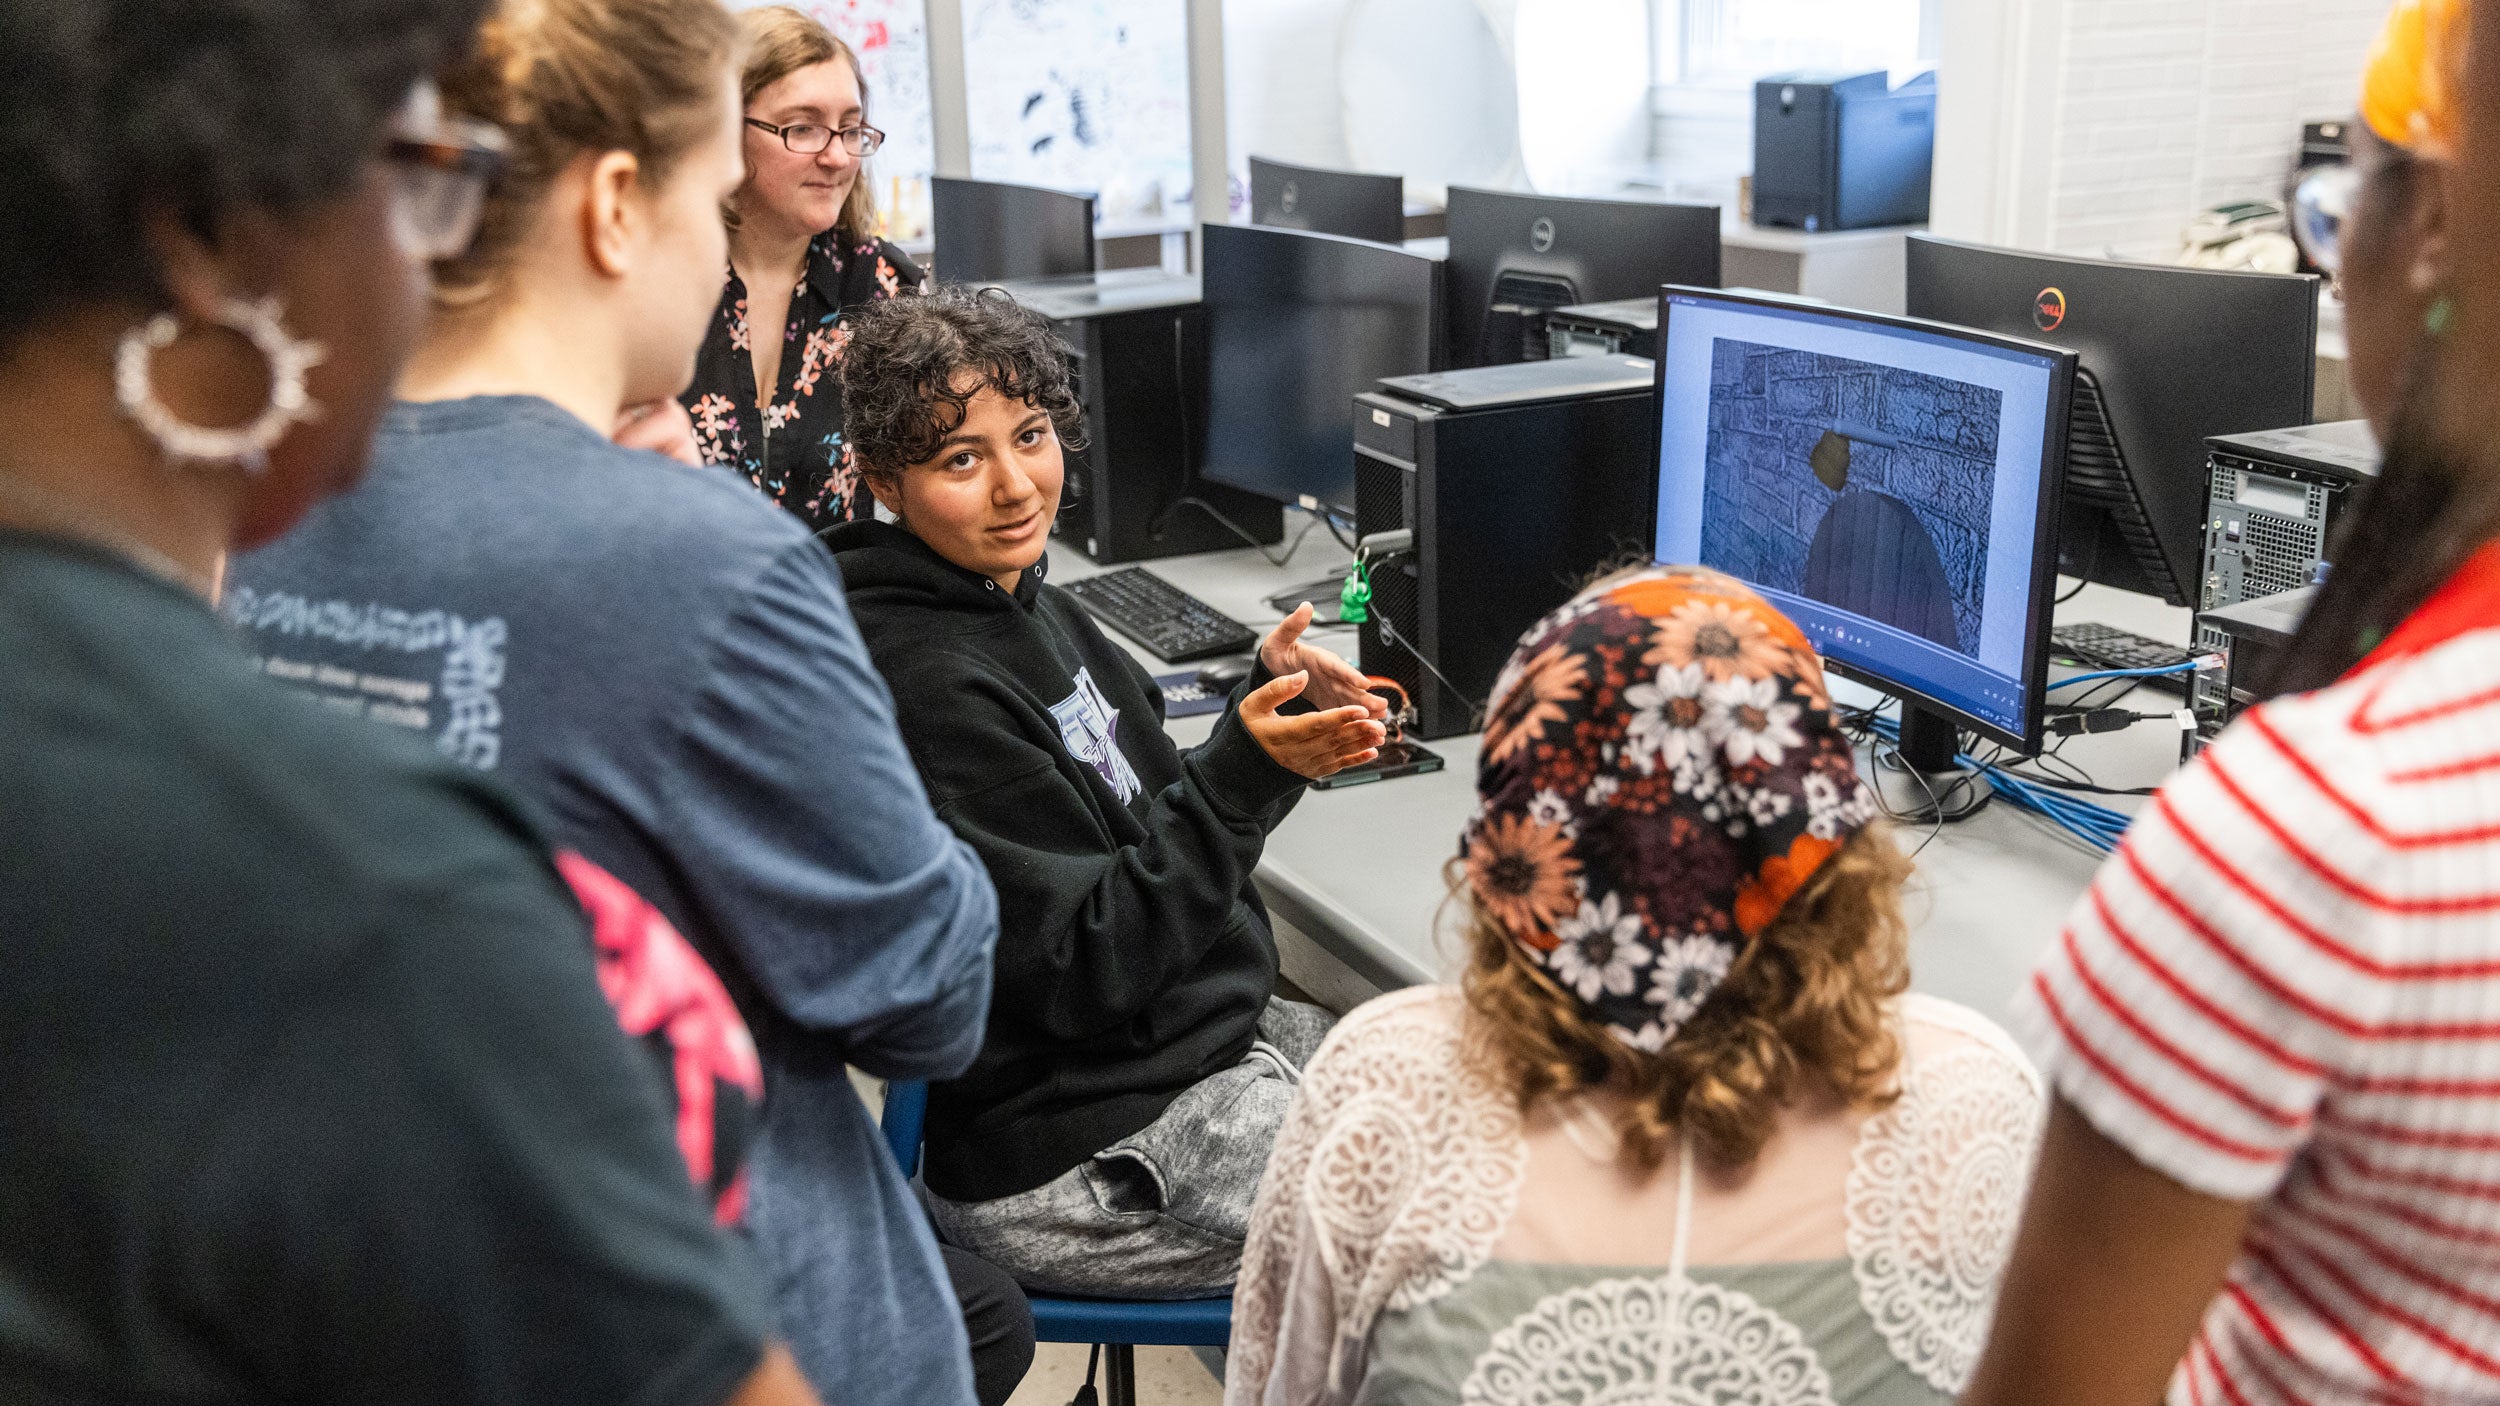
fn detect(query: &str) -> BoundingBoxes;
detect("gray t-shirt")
[226,395,1000,1406]
[1,531,771,1405]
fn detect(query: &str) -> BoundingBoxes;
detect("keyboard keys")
[1063,567,1260,663]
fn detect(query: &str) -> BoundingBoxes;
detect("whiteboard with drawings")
[961,0,1193,225]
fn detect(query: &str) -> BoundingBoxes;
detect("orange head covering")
[2361,0,2468,153]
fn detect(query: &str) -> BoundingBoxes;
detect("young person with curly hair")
[825,285,1389,1298]
[1228,567,2044,1405]
[0,1,814,1402]
[220,3,1014,1402]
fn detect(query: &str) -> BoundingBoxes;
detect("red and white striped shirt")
[2018,543,2500,1405]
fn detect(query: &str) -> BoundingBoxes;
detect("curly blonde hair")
[1458,822,1913,1174]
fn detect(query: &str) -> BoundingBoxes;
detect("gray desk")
[1048,535,2194,1026]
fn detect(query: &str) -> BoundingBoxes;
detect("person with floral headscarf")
[1226,567,2044,1406]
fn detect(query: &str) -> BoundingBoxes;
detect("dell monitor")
[1907,236,2318,607]
[1445,187,1722,368]
[1652,287,2077,765]
[932,177,1096,284]
[1198,222,1444,516]
[1248,156,1407,245]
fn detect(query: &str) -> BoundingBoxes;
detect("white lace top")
[1227,987,2043,1406]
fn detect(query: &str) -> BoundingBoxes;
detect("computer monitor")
[1445,187,1721,368]
[1198,223,1444,516]
[931,177,1096,284]
[1651,287,2077,760]
[1906,236,2318,607]
[1247,157,1406,245]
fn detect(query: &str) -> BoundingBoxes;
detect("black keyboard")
[2051,620,2197,686]
[1063,567,1259,663]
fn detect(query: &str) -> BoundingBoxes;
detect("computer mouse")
[1194,654,1257,692]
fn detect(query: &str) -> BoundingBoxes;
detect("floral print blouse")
[680,230,926,533]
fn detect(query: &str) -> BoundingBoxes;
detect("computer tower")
[1753,71,1935,233]
[2196,420,2378,612]
[994,269,1285,564]
[2185,420,2376,743]
[2186,586,2314,761]
[1545,297,1657,360]
[1351,355,1659,739]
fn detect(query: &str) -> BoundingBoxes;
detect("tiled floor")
[1005,1343,1223,1406]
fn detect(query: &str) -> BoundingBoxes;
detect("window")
[1658,0,1932,90]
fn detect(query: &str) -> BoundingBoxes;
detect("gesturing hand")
[1241,671,1388,780]
[1260,602,1390,721]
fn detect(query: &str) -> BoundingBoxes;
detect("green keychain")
[1339,560,1372,624]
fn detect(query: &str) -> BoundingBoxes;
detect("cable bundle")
[1860,712,2135,853]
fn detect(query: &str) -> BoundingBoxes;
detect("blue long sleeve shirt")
[226,395,998,1406]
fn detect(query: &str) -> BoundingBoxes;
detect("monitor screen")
[1198,223,1442,515]
[1652,289,2075,748]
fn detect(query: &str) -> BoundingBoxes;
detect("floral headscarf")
[1461,566,1878,1051]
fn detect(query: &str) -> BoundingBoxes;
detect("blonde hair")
[1458,823,1913,1174]
[733,5,879,243]
[430,0,740,310]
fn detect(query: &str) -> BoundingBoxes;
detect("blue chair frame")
[881,1080,1231,1406]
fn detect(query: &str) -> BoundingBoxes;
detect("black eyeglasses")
[384,115,508,261]
[745,117,885,157]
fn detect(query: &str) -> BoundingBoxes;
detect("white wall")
[1934,0,2384,257]
[1223,0,1361,203]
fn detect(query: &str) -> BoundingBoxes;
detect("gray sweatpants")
[926,998,1336,1299]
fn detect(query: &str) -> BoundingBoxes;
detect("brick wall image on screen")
[1699,339,2002,658]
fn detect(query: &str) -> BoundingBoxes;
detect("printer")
[1753,70,1935,233]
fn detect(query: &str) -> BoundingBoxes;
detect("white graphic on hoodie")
[1049,667,1143,803]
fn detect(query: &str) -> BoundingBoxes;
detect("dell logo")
[2033,286,2067,332]
[1280,181,1298,213]
[1529,216,1556,253]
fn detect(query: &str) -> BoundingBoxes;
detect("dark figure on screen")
[1800,426,1963,649]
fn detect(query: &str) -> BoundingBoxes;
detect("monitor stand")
[1886,703,1993,822]
[2061,369,2186,606]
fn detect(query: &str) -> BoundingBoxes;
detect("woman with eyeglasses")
[0,2,817,1404]
[679,4,922,532]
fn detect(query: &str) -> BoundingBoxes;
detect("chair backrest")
[881,1079,929,1179]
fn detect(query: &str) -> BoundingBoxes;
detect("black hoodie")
[825,520,1307,1202]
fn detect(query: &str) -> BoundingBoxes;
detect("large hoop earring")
[114,296,326,475]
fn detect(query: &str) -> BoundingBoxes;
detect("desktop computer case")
[1045,302,1280,562]
[1351,378,1657,740]
[2186,422,2377,753]
[1051,303,1282,565]
[1752,71,1935,233]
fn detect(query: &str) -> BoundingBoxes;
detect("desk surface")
[1046,531,2192,1027]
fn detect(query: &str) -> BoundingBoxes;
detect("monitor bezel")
[1647,284,2080,756]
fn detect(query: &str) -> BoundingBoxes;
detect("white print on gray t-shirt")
[1049,667,1142,803]
[222,586,508,770]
